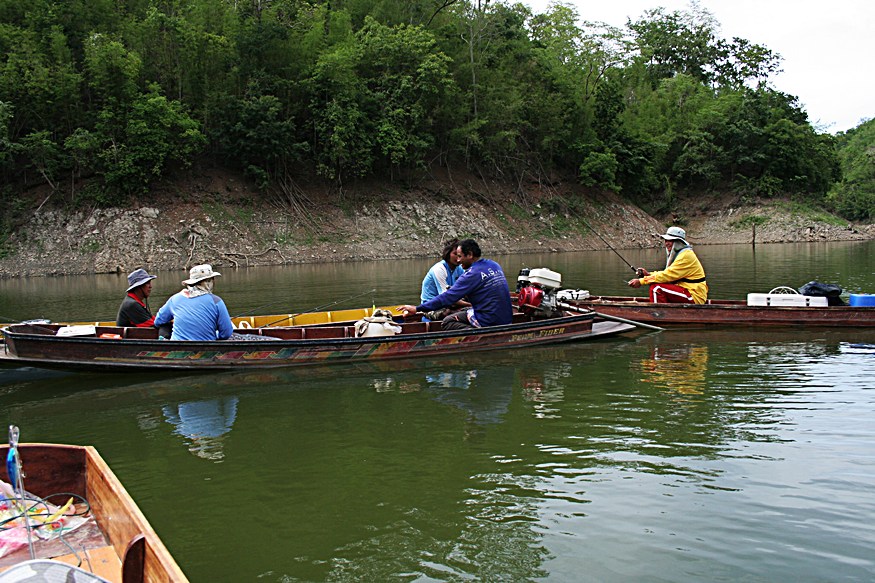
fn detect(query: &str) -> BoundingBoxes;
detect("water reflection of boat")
[637,344,709,395]
[425,367,515,426]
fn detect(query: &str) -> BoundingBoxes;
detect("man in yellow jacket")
[628,227,708,304]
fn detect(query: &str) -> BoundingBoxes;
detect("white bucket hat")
[183,264,221,285]
[659,226,688,244]
[126,268,157,292]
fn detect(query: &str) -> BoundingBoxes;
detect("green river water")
[1,240,874,582]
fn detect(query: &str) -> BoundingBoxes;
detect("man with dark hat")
[628,226,708,304]
[116,268,158,327]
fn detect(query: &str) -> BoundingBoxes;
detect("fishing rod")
[233,299,294,319]
[263,288,380,327]
[580,217,639,274]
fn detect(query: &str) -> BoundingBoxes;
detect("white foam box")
[527,268,561,289]
[746,294,828,307]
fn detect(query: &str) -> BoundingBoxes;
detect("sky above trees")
[524,0,874,133]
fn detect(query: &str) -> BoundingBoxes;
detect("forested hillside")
[0,0,869,251]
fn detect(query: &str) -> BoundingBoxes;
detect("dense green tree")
[0,100,14,177]
[357,17,454,170]
[88,86,206,198]
[83,33,142,107]
[829,119,875,220]
[0,0,852,217]
[628,4,779,90]
[212,91,305,186]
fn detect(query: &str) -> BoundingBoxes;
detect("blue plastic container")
[849,294,875,307]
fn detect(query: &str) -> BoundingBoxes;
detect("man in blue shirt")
[420,238,467,321]
[421,238,465,303]
[154,264,234,340]
[400,239,513,330]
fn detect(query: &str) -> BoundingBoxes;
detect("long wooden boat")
[0,443,187,582]
[0,310,637,372]
[1,306,406,332]
[567,295,875,327]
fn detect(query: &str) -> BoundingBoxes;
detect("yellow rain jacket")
[638,248,708,304]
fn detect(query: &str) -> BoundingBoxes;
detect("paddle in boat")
[0,427,187,582]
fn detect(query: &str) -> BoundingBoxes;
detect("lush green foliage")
[829,119,875,220]
[0,0,861,216]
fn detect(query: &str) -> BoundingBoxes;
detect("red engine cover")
[518,286,544,313]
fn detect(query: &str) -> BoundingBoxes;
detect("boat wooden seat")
[427,320,443,332]
[261,328,304,340]
[299,326,347,339]
[123,327,159,340]
[400,322,428,334]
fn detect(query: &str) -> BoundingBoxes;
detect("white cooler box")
[747,293,828,307]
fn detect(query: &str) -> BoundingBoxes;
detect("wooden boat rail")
[0,443,187,582]
[13,313,537,341]
[571,295,875,327]
[1,306,405,332]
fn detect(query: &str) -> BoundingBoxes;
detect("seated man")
[154,264,234,340]
[628,226,708,304]
[116,268,158,327]
[420,237,467,321]
[400,239,512,330]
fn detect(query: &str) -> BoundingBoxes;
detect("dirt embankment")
[1,168,871,279]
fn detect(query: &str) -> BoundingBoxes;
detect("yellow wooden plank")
[53,545,121,582]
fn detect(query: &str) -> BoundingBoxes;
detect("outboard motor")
[517,268,562,316]
[516,268,531,293]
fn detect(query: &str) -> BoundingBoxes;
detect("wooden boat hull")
[575,296,875,327]
[0,443,187,582]
[0,313,637,372]
[1,306,405,332]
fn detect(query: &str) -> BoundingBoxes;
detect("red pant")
[649,283,694,304]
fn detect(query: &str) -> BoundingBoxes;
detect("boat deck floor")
[0,518,120,581]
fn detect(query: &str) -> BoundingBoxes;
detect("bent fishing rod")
[580,218,639,274]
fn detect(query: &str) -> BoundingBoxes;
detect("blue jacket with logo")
[417,258,512,327]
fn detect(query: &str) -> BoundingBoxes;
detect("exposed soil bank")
[1,168,871,279]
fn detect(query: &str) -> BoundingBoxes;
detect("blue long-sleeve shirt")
[154,291,234,340]
[417,258,512,327]
[421,260,465,303]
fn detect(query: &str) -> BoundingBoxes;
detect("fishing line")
[264,288,379,327]
[579,217,639,273]
[233,300,291,319]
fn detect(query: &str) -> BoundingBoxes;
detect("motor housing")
[517,268,562,316]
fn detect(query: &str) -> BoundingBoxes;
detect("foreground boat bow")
[0,443,187,582]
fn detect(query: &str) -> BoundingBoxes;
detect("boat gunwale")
[570,295,874,327]
[0,443,188,582]
[581,295,873,310]
[2,310,598,348]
